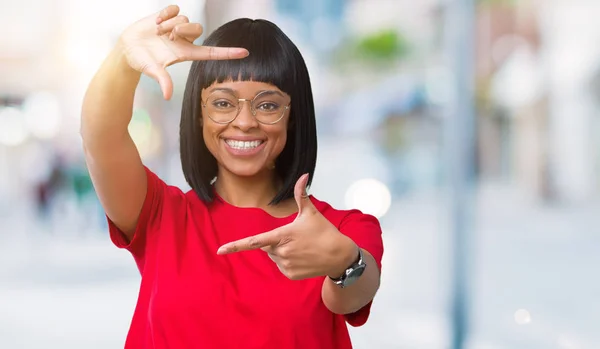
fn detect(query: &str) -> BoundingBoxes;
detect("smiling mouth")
[224,139,264,150]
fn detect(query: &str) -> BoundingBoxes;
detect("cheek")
[202,120,224,154]
[266,125,288,154]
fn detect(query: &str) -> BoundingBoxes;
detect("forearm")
[79,44,149,237]
[80,44,141,151]
[321,249,380,315]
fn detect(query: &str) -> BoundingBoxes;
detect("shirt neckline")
[212,189,312,221]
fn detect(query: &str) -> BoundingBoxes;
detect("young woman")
[81,5,384,349]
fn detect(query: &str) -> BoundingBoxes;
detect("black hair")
[180,18,317,205]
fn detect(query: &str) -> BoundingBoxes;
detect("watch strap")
[329,248,364,287]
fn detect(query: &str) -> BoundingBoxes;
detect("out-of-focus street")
[3,0,600,348]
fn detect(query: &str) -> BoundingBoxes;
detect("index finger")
[184,45,249,61]
[217,230,280,255]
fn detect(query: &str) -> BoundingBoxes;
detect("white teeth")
[225,139,263,150]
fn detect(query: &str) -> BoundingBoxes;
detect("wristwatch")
[329,248,366,288]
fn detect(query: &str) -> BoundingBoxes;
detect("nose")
[231,100,258,131]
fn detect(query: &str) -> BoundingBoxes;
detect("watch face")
[343,264,366,287]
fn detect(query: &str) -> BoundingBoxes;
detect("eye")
[256,102,280,112]
[212,100,235,109]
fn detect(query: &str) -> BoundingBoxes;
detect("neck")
[214,168,280,208]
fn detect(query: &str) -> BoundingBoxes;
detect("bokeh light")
[128,108,161,158]
[22,91,62,140]
[514,309,532,325]
[344,178,392,218]
[0,107,29,146]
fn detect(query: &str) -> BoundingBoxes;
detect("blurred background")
[1,0,600,348]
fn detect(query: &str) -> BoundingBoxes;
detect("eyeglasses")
[201,89,291,125]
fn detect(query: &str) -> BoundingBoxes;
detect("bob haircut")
[180,18,317,205]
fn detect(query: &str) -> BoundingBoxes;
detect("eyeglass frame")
[200,89,291,125]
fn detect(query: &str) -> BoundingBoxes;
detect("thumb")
[145,65,173,100]
[294,173,315,216]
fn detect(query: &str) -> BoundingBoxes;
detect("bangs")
[198,19,296,94]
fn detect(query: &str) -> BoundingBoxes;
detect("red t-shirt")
[109,167,384,349]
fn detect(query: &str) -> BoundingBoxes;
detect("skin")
[216,173,381,315]
[202,80,292,211]
[81,4,380,317]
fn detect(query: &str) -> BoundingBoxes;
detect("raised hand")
[217,174,359,281]
[119,4,249,100]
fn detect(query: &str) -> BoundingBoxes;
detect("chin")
[222,163,271,178]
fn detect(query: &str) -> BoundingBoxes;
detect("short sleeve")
[107,166,166,271]
[338,210,384,327]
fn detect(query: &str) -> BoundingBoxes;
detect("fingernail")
[169,33,174,41]
[156,17,162,24]
[233,48,249,56]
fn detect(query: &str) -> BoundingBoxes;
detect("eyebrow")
[207,87,286,97]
